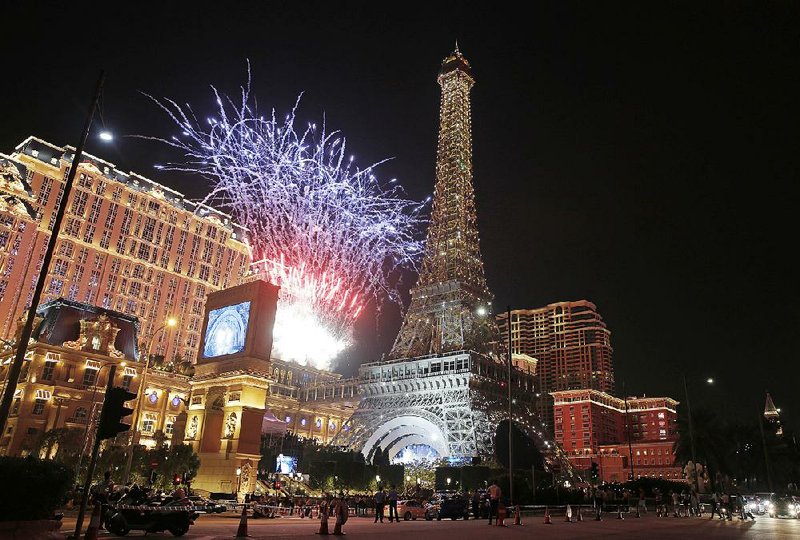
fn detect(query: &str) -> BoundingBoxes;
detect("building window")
[165,415,177,435]
[32,399,46,415]
[82,367,98,387]
[142,413,157,434]
[41,360,57,381]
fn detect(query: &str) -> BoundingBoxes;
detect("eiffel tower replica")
[335,47,575,476]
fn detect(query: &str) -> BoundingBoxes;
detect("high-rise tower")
[334,49,576,479]
[390,46,494,359]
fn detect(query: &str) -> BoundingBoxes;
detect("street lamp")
[236,467,242,499]
[0,71,108,436]
[122,317,177,483]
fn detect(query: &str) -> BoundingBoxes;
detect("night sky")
[2,3,799,428]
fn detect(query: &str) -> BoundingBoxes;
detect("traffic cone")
[565,504,572,523]
[236,504,249,537]
[513,504,522,525]
[616,505,624,520]
[84,502,102,540]
[577,506,583,522]
[543,506,552,524]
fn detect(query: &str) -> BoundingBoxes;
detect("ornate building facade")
[0,138,251,365]
[0,299,189,457]
[551,389,682,483]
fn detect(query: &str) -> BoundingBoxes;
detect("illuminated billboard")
[202,301,251,358]
[276,453,297,474]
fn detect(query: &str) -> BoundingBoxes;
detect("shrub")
[0,456,74,521]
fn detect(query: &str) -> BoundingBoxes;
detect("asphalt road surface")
[61,512,800,539]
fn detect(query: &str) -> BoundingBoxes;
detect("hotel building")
[0,137,251,366]
[551,388,683,483]
[497,301,614,430]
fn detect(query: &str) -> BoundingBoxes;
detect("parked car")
[768,495,799,519]
[397,499,426,521]
[433,496,470,520]
[187,496,226,514]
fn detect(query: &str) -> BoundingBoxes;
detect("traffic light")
[97,387,136,440]
[590,461,599,482]
[174,474,182,485]
[274,481,282,490]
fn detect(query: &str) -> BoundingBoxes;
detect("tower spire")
[389,48,492,359]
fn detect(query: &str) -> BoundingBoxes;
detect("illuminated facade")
[0,137,250,365]
[334,48,574,478]
[497,301,614,430]
[551,389,682,483]
[0,299,189,456]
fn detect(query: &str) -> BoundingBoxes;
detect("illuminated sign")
[203,301,251,358]
[276,453,297,474]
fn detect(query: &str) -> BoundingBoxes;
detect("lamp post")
[506,306,514,507]
[0,71,107,437]
[682,375,714,492]
[122,317,176,483]
[236,467,242,500]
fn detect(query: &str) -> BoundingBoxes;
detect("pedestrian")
[638,487,647,513]
[332,492,349,535]
[387,484,399,522]
[471,491,481,519]
[374,487,386,523]
[654,488,664,517]
[710,491,719,519]
[721,493,731,520]
[670,490,680,517]
[487,480,501,525]
[690,490,699,517]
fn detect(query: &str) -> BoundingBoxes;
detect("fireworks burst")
[147,74,424,369]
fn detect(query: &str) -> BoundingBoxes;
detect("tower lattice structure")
[390,45,494,359]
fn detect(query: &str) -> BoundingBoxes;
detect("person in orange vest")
[487,481,502,525]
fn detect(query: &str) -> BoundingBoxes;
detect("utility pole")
[506,306,513,506]
[682,373,700,492]
[0,70,105,435]
[758,410,774,492]
[623,381,635,482]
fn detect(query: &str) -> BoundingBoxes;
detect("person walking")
[471,491,481,519]
[387,485,399,522]
[638,487,647,513]
[487,480,501,525]
[374,487,386,523]
[709,491,720,519]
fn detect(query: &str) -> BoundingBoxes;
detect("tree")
[34,427,84,461]
[673,406,729,487]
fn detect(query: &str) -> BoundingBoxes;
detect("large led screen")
[202,301,251,358]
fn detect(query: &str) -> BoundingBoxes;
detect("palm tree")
[673,406,729,488]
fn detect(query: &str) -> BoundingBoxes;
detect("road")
[61,511,800,539]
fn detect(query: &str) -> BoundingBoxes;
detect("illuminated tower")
[390,45,494,358]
